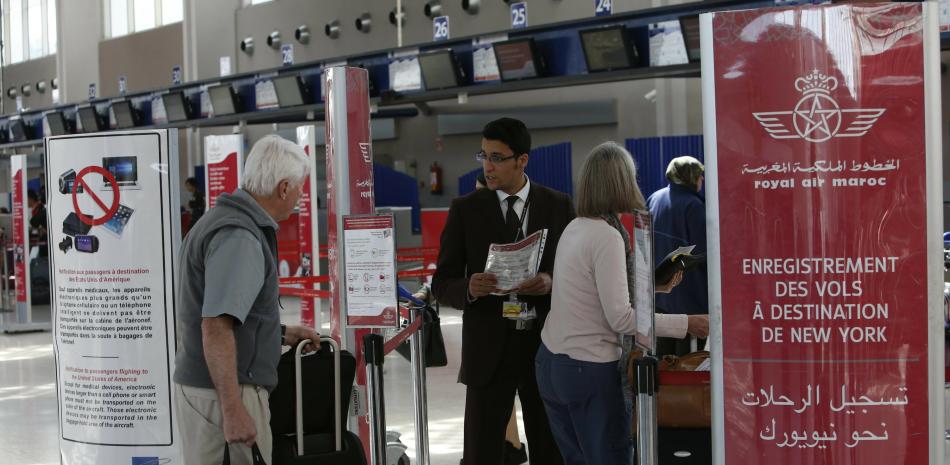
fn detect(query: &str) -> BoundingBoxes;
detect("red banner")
[12,162,26,303]
[296,128,320,328]
[708,4,931,464]
[204,134,244,210]
[206,152,239,209]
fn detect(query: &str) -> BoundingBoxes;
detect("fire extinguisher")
[430,162,443,195]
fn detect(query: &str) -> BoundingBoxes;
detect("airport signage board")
[46,130,182,464]
[702,4,943,464]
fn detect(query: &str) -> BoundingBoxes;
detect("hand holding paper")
[469,272,499,298]
[655,245,705,286]
[515,272,552,296]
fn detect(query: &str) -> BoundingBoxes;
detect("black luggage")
[269,337,367,465]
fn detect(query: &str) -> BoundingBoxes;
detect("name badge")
[503,295,526,319]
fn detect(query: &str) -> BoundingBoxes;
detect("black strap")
[223,443,268,465]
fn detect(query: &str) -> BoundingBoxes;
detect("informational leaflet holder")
[702,3,942,464]
[484,229,547,294]
[632,211,655,353]
[45,130,182,464]
[343,214,398,328]
[203,134,244,210]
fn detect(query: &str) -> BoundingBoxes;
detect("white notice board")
[343,214,399,328]
[633,210,656,353]
[45,130,182,464]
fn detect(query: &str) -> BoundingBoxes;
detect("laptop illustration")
[101,156,140,190]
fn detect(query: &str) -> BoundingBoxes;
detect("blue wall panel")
[625,135,704,198]
[373,164,421,233]
[458,142,573,197]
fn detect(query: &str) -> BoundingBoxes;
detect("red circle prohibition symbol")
[72,166,121,226]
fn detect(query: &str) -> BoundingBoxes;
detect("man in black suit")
[433,118,574,465]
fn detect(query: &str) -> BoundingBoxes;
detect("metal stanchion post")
[364,333,387,465]
[409,307,431,465]
[636,356,658,465]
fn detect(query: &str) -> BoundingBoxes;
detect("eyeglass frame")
[475,150,522,164]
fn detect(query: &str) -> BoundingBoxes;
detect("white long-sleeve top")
[541,217,688,363]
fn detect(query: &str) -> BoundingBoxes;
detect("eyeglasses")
[475,150,519,164]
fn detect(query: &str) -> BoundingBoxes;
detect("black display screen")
[492,39,543,81]
[78,107,102,132]
[112,101,137,129]
[273,75,309,107]
[580,25,635,72]
[679,15,701,63]
[419,50,463,90]
[45,112,69,136]
[162,92,191,122]
[209,84,240,115]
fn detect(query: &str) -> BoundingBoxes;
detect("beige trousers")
[175,383,273,465]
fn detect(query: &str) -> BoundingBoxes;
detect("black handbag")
[396,303,448,367]
[222,443,268,465]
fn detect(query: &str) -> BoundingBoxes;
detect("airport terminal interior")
[0,0,948,464]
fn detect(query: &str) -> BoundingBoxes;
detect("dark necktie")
[506,196,521,241]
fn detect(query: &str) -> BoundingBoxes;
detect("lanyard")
[510,198,530,242]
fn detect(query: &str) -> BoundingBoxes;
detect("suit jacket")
[432,182,575,387]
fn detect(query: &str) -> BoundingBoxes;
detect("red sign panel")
[12,166,26,303]
[710,4,929,464]
[297,140,318,329]
[326,67,375,339]
[207,151,240,210]
[325,66,375,458]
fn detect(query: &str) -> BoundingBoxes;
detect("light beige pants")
[175,383,273,465]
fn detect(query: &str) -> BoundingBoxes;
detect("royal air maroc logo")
[752,70,885,143]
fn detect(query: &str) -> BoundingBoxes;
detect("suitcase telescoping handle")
[295,336,342,455]
[222,443,268,465]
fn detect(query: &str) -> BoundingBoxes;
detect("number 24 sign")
[595,0,613,17]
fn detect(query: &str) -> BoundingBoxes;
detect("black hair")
[482,117,531,156]
[185,177,197,188]
[27,189,38,201]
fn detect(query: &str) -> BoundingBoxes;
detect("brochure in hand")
[655,245,705,285]
[483,229,548,294]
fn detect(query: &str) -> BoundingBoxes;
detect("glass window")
[162,0,182,24]
[133,0,155,32]
[250,0,274,4]
[110,0,129,37]
[27,0,43,59]
[9,0,24,63]
[47,0,56,54]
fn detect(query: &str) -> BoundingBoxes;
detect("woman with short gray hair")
[535,142,699,464]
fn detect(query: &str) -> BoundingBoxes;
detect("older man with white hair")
[173,134,320,465]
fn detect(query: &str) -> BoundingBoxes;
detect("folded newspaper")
[484,229,548,294]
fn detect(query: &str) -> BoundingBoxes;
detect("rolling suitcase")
[269,337,367,465]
